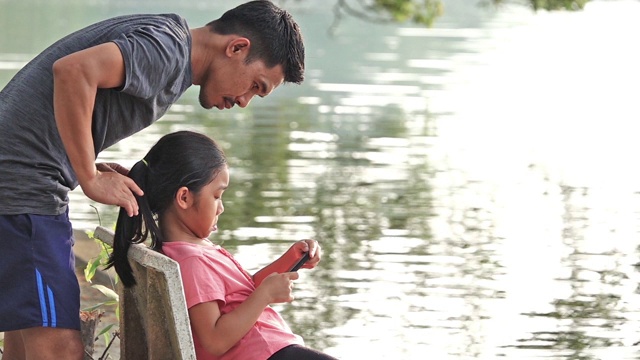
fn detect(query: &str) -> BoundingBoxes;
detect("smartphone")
[289,252,310,272]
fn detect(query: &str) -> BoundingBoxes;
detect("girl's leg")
[268,344,339,360]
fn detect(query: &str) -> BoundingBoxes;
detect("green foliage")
[490,0,589,11]
[83,231,120,356]
[82,285,119,312]
[336,0,592,27]
[83,234,119,313]
[531,0,588,10]
[333,0,444,26]
[373,0,444,26]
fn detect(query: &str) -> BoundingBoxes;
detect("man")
[0,0,305,358]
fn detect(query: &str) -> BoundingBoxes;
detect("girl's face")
[187,165,230,239]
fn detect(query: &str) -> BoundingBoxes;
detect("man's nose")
[236,93,255,108]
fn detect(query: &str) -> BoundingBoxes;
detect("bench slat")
[94,226,196,360]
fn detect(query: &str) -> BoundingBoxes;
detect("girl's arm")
[189,271,299,357]
[253,239,322,286]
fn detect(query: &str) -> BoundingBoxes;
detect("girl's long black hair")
[106,131,227,287]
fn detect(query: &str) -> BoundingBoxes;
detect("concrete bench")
[93,226,196,360]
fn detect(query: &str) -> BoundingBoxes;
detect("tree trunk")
[80,310,103,360]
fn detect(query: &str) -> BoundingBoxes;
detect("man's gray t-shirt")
[0,14,192,215]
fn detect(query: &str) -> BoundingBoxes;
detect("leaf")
[102,299,118,307]
[97,323,116,337]
[82,301,109,312]
[92,285,119,301]
[99,242,112,257]
[84,257,102,283]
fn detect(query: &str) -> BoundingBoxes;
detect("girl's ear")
[175,186,192,210]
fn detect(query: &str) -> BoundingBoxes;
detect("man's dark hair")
[207,0,305,84]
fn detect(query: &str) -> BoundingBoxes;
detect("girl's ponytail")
[107,159,161,287]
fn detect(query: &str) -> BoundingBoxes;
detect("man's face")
[198,57,285,110]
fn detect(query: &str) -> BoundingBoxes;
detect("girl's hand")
[252,240,322,287]
[288,239,322,270]
[257,272,299,304]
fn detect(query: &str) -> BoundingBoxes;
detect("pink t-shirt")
[162,241,304,360]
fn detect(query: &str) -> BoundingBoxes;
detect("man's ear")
[175,186,192,210]
[226,37,250,58]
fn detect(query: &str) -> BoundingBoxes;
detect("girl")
[107,131,337,360]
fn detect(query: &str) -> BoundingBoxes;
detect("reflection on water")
[3,0,640,358]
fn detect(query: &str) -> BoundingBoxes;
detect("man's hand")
[96,162,131,175]
[82,165,143,217]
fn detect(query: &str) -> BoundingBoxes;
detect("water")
[2,0,640,358]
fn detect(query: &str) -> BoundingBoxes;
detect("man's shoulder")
[51,13,190,52]
[100,13,187,26]
[96,13,189,37]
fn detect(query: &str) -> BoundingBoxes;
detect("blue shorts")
[0,210,81,331]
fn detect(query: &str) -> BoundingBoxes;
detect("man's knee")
[2,331,26,360]
[20,327,83,360]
